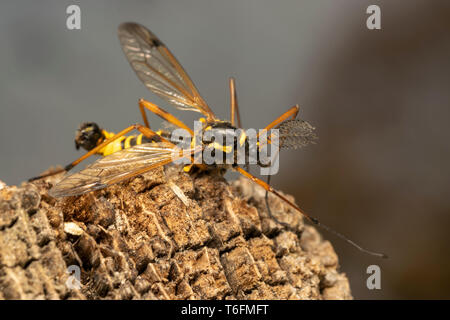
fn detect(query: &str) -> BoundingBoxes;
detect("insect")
[30,22,386,258]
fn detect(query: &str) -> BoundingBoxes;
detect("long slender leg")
[229,77,247,171]
[29,124,166,181]
[138,99,208,173]
[31,100,186,182]
[235,166,314,222]
[229,77,242,128]
[139,99,194,135]
[257,105,300,220]
[235,166,387,258]
[263,174,291,228]
[257,104,299,140]
[256,103,299,176]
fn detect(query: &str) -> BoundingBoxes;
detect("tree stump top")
[0,166,352,300]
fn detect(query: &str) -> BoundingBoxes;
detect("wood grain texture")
[0,167,351,300]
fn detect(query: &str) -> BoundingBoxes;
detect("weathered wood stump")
[0,166,351,299]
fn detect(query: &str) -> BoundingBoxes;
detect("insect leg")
[257,105,299,214]
[262,174,292,229]
[257,105,299,141]
[235,166,387,258]
[229,77,242,128]
[139,99,193,135]
[29,124,166,181]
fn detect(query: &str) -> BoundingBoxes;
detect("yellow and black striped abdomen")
[97,130,155,156]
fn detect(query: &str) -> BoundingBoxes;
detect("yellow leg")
[29,124,167,181]
[139,99,194,136]
[257,105,299,139]
[229,77,242,128]
[234,166,387,258]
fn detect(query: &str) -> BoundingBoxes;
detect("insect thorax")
[198,121,253,169]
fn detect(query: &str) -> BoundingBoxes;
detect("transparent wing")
[259,119,318,150]
[277,119,318,149]
[49,142,193,198]
[118,22,215,120]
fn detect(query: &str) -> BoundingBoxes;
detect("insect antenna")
[310,217,388,258]
[267,183,388,259]
[248,118,387,258]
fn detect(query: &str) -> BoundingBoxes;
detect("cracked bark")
[0,166,352,300]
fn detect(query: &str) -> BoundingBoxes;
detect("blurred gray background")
[1,0,449,299]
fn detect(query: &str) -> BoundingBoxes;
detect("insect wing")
[118,22,215,119]
[277,119,318,149]
[49,142,190,198]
